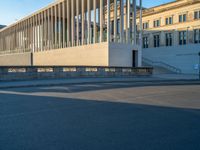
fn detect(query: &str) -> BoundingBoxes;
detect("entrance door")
[132,51,136,67]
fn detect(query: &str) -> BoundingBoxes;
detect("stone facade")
[140,0,200,48]
[140,0,200,74]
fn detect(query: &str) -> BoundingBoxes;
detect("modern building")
[0,0,142,67]
[140,0,200,74]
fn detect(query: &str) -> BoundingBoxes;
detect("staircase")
[142,57,182,74]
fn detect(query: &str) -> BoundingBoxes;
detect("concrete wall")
[0,42,140,67]
[109,43,138,67]
[33,43,109,66]
[0,53,32,66]
[143,44,200,74]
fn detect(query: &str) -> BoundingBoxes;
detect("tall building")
[140,0,200,74]
[0,0,142,67]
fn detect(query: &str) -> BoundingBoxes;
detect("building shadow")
[0,92,200,150]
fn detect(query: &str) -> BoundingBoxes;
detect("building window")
[143,37,149,48]
[179,14,187,23]
[165,17,173,25]
[194,11,200,20]
[153,20,160,28]
[154,35,160,47]
[143,22,149,29]
[136,24,139,32]
[194,29,200,43]
[179,31,187,45]
[165,33,172,46]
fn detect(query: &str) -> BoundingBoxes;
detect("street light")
[198,52,200,80]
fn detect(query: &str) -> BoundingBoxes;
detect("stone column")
[33,15,35,53]
[120,0,124,43]
[45,10,48,50]
[82,0,85,45]
[67,0,70,47]
[126,0,130,43]
[40,12,43,51]
[107,0,110,42]
[55,5,58,48]
[76,0,80,46]
[133,0,137,44]
[93,0,96,43]
[62,1,66,48]
[114,0,117,43]
[51,6,54,49]
[87,0,91,44]
[100,0,103,42]
[71,0,75,46]
[58,3,61,48]
[138,0,142,67]
[48,8,50,50]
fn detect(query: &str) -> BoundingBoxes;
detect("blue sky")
[0,0,174,25]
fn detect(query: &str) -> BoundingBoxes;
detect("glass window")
[166,33,172,46]
[154,20,160,27]
[166,18,169,25]
[154,35,160,47]
[166,17,173,25]
[143,37,149,48]
[179,15,182,22]
[183,14,187,22]
[199,11,200,18]
[143,22,149,29]
[179,31,187,45]
[157,20,160,26]
[179,14,187,23]
[194,11,198,20]
[169,17,173,24]
[194,29,200,43]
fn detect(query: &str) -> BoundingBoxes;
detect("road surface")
[0,82,200,150]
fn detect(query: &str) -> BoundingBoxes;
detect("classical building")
[140,0,200,74]
[0,0,142,67]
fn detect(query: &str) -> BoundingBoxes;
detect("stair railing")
[142,57,182,74]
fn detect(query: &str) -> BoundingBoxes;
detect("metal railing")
[142,57,182,74]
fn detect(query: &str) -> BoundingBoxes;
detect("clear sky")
[0,0,174,25]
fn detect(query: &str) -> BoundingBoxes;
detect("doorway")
[132,50,137,67]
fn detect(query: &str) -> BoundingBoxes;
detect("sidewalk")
[0,74,199,89]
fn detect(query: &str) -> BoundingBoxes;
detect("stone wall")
[0,66,153,81]
[143,43,200,74]
[0,53,32,66]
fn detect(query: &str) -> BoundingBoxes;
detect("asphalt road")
[0,82,200,150]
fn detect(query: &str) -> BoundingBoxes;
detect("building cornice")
[141,0,200,18]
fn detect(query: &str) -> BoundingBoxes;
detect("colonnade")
[0,0,141,55]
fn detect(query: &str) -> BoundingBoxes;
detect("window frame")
[143,36,149,48]
[179,31,187,45]
[165,33,173,46]
[154,34,160,48]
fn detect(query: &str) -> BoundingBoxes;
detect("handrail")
[142,57,182,74]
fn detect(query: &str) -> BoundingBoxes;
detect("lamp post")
[199,52,200,80]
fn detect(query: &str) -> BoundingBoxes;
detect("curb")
[0,78,200,89]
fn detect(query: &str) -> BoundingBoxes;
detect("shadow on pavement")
[3,81,200,94]
[0,92,200,150]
